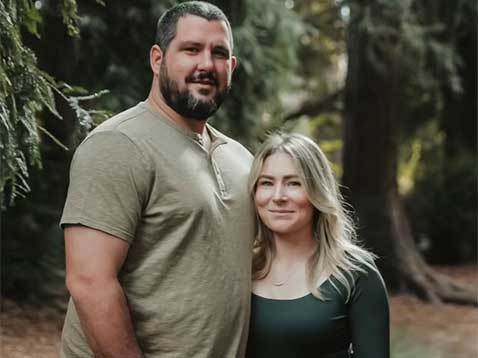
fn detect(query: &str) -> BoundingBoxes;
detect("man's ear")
[231,55,237,73]
[150,45,163,75]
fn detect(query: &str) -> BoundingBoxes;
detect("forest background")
[1,0,476,357]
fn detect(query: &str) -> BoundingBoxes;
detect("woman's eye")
[258,181,273,186]
[288,181,302,187]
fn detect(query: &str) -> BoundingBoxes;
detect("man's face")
[159,15,236,120]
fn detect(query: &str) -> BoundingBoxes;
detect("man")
[60,2,255,357]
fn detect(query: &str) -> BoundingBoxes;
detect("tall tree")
[342,0,475,304]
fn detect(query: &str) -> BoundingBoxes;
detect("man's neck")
[147,93,207,135]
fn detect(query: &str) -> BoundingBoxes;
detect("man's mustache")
[186,72,217,85]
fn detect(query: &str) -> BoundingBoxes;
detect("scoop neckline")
[251,292,313,301]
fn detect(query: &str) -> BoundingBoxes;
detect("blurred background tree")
[1,0,476,306]
[279,0,476,303]
[341,0,476,303]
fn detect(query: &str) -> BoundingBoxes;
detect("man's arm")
[64,225,143,358]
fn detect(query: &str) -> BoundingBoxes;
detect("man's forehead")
[174,15,232,45]
[176,14,228,28]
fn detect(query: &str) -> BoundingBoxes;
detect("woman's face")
[255,152,315,236]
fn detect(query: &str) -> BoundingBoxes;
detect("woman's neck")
[272,228,317,265]
[252,228,318,299]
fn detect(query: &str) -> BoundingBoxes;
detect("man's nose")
[197,51,214,71]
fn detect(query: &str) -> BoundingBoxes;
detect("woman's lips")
[269,210,294,213]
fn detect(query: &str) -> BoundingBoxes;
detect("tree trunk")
[342,1,476,305]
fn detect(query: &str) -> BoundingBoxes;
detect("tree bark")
[342,1,476,305]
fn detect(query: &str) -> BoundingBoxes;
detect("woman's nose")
[272,184,287,202]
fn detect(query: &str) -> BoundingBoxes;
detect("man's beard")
[159,61,230,120]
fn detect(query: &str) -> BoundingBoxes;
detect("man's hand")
[65,225,143,358]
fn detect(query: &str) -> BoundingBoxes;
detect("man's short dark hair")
[155,1,233,52]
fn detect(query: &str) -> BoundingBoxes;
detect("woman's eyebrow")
[258,174,299,179]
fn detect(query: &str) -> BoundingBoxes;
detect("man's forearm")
[69,278,143,358]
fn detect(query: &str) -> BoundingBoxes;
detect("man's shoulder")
[71,103,153,157]
[80,101,164,150]
[92,102,150,135]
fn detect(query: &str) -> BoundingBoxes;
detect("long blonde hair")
[248,133,377,300]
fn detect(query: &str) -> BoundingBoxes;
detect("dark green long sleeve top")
[246,265,390,358]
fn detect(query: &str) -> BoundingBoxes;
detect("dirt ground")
[390,265,478,358]
[1,265,477,358]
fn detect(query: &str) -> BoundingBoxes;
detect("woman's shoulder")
[348,260,388,303]
[325,259,385,299]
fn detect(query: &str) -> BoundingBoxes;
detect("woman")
[246,133,389,358]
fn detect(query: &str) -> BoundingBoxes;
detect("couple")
[60,2,389,357]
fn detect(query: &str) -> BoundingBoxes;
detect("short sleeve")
[349,264,390,358]
[60,130,151,243]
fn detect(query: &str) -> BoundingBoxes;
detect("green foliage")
[210,0,304,145]
[294,0,348,93]
[2,202,68,305]
[0,0,107,207]
[309,113,343,176]
[1,0,47,204]
[351,0,476,129]
[389,0,477,263]
[59,0,81,36]
[404,123,477,263]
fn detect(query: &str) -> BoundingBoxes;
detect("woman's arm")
[348,264,390,358]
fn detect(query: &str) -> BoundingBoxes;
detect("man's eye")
[213,50,228,58]
[185,48,199,53]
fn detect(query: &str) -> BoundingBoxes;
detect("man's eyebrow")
[179,41,203,47]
